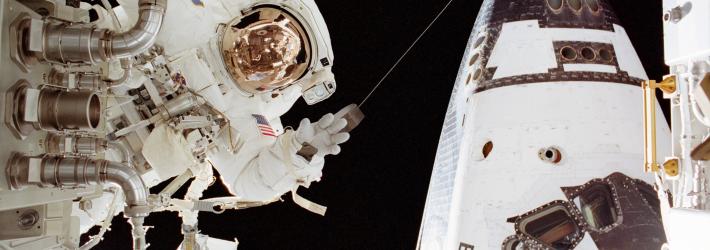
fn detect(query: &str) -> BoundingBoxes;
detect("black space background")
[82,1,670,249]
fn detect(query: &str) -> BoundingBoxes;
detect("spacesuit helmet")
[220,1,336,105]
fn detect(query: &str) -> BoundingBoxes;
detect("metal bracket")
[642,75,676,173]
[662,158,680,177]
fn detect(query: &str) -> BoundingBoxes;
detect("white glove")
[295,113,350,157]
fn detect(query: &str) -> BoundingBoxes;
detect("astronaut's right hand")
[295,113,350,158]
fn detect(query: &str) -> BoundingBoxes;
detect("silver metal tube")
[44,135,134,167]
[110,0,166,58]
[161,93,202,118]
[6,155,149,217]
[7,154,149,250]
[38,0,166,64]
[104,161,148,216]
[75,74,103,90]
[47,58,132,89]
[37,88,101,131]
[45,134,102,156]
[42,22,109,63]
[75,137,100,155]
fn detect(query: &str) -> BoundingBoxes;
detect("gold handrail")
[642,75,676,173]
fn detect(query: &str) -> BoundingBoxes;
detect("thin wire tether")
[358,0,455,107]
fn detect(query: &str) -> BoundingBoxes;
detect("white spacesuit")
[150,0,347,202]
[75,0,348,245]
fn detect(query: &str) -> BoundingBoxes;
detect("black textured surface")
[561,173,667,249]
[504,173,666,249]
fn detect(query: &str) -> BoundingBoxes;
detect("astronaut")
[69,0,348,247]
[141,0,349,203]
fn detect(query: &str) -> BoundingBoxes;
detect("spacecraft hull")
[449,82,670,249]
[418,0,671,249]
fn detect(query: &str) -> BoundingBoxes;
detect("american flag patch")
[252,114,276,137]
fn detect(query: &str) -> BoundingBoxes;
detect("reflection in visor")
[221,7,311,93]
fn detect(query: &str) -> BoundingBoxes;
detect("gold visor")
[221,7,311,93]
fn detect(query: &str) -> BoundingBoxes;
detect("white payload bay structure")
[0,0,359,249]
[418,0,678,249]
[643,0,710,249]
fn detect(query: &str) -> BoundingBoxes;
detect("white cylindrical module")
[659,0,710,249]
[663,0,710,66]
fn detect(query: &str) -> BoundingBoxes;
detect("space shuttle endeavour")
[418,0,671,249]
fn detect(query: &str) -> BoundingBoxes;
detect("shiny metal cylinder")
[5,154,102,189]
[49,72,103,90]
[75,137,100,154]
[37,88,101,131]
[36,0,166,64]
[42,23,109,63]
[6,154,148,217]
[75,74,103,90]
[40,156,103,187]
[159,93,201,119]
[45,134,105,156]
[104,162,148,215]
[5,154,41,189]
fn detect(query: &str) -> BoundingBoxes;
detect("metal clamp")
[663,158,680,177]
[165,197,276,215]
[192,200,226,214]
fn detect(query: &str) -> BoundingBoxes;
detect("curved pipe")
[6,155,148,217]
[6,155,149,249]
[109,0,166,58]
[103,160,148,215]
[39,0,166,64]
